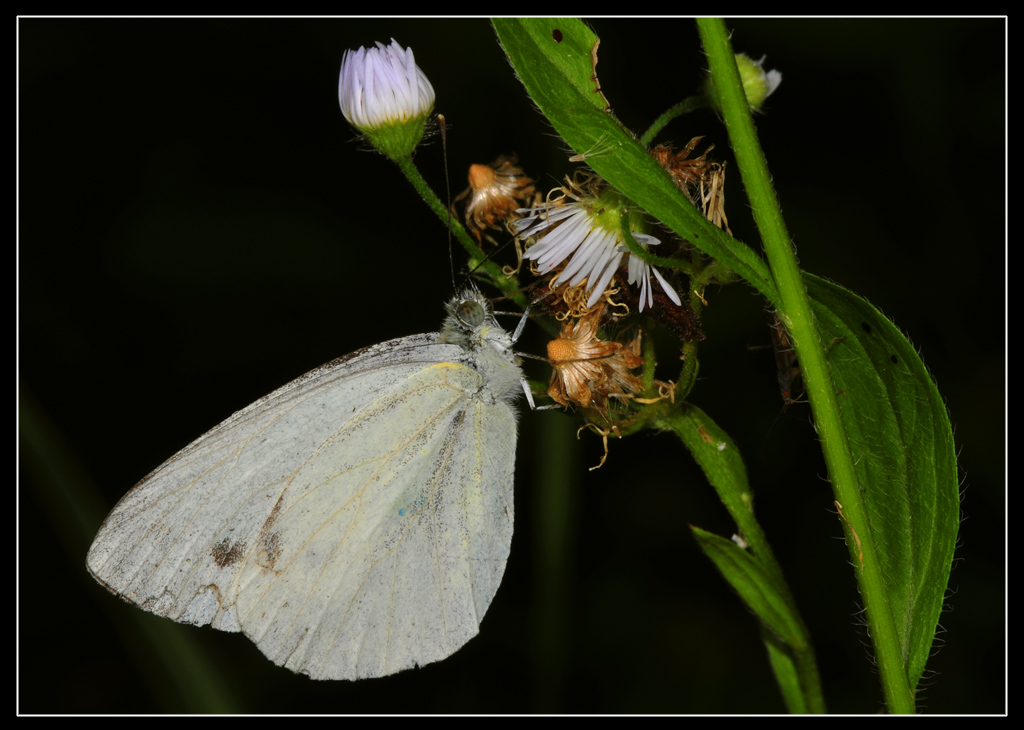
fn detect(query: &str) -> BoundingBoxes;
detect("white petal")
[527,210,592,268]
[632,232,661,247]
[585,250,625,307]
[338,39,434,129]
[562,228,613,284]
[651,266,682,306]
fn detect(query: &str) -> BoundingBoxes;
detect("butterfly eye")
[455,299,485,328]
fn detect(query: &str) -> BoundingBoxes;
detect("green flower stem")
[656,407,824,713]
[674,339,700,402]
[393,155,525,307]
[625,193,822,710]
[640,321,658,391]
[696,18,916,714]
[640,95,711,147]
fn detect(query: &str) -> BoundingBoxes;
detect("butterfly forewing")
[87,303,519,680]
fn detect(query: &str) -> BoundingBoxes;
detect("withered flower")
[651,137,714,203]
[651,137,731,234]
[452,155,536,244]
[546,304,644,409]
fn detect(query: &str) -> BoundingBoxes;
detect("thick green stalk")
[696,18,917,714]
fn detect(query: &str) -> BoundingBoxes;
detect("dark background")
[19,18,1004,714]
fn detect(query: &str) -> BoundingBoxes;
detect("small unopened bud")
[338,39,435,160]
[705,53,781,112]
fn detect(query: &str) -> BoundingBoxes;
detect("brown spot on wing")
[211,538,246,568]
[254,495,285,571]
[256,532,283,571]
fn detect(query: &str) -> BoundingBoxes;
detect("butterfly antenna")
[438,114,457,293]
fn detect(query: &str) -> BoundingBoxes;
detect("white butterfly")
[87,288,524,680]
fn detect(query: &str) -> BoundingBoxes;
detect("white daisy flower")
[338,39,435,159]
[339,39,434,129]
[515,201,682,312]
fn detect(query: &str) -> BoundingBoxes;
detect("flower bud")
[705,53,781,112]
[338,39,435,159]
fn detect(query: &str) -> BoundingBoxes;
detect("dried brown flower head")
[699,161,731,235]
[651,137,731,235]
[546,304,644,409]
[651,137,714,203]
[452,155,538,245]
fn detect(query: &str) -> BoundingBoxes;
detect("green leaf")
[660,405,824,713]
[805,273,959,690]
[690,527,804,650]
[765,637,808,714]
[502,18,610,114]
[492,18,780,309]
[658,405,754,539]
[690,528,813,713]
